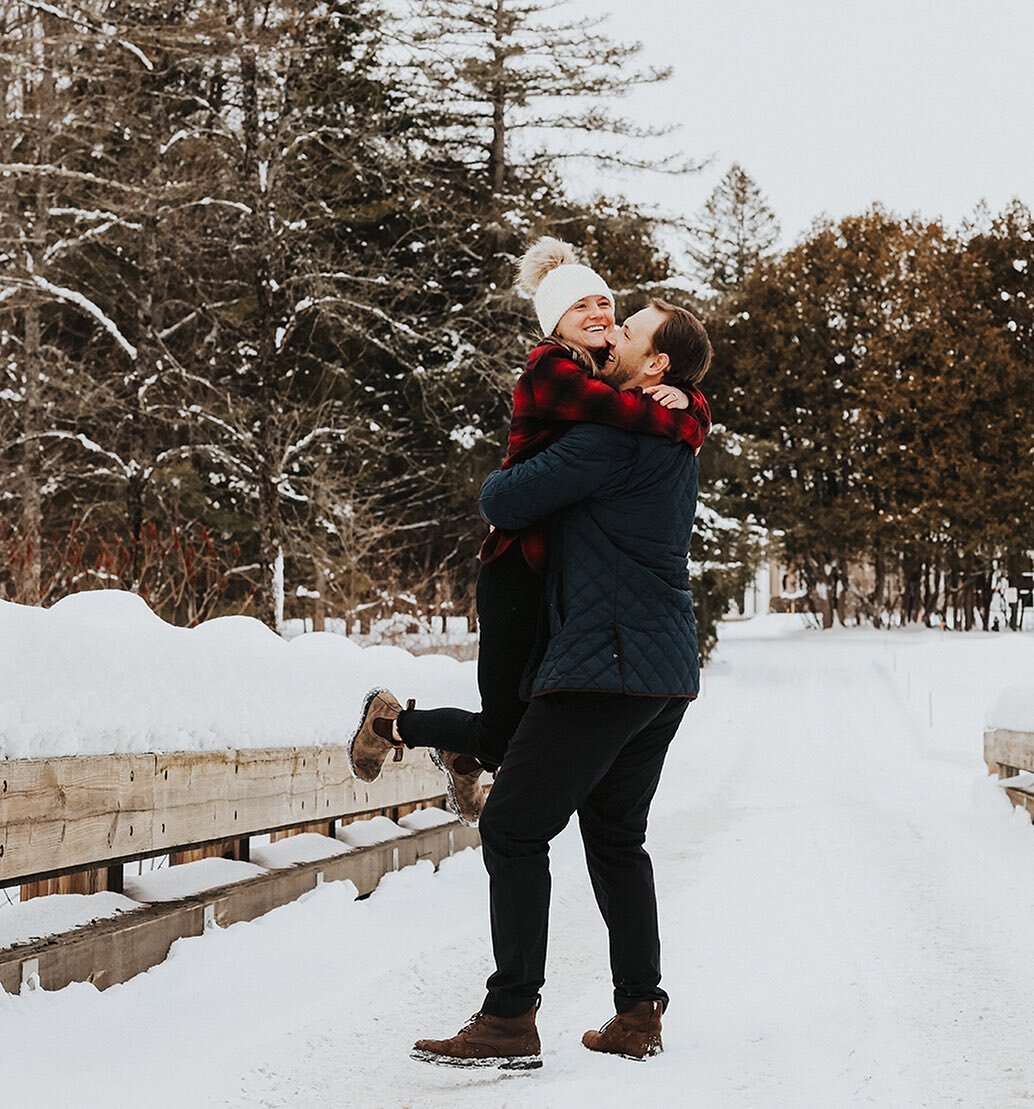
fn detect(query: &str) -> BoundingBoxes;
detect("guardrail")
[0,745,478,993]
[984,727,1034,819]
[1,744,448,892]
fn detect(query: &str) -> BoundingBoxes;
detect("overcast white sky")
[557,0,1034,245]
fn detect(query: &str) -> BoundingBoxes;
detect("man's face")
[601,306,666,390]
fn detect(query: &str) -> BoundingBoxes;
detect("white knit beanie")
[515,236,613,337]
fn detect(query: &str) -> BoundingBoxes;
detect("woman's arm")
[526,350,710,452]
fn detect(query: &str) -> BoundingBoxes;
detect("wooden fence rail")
[984,727,1034,820]
[1,744,448,891]
[0,820,480,994]
[1,743,480,993]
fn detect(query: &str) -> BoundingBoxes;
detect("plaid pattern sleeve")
[524,347,711,454]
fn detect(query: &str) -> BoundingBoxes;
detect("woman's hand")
[644,384,689,410]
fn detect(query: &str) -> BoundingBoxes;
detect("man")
[411,299,713,1068]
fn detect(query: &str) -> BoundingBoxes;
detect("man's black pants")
[478,691,688,1018]
[398,542,541,771]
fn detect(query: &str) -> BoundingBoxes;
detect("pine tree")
[676,164,780,634]
[355,0,691,608]
[687,163,780,299]
[401,0,678,198]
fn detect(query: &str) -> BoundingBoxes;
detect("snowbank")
[336,816,411,848]
[4,627,1034,1106]
[719,612,813,640]
[987,684,1034,733]
[0,591,478,759]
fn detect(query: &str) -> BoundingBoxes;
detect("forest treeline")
[1,1,1032,648]
[700,181,1034,631]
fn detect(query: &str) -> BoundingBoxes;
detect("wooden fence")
[1,744,478,993]
[984,727,1034,819]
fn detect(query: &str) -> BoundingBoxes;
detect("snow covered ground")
[2,618,1034,1107]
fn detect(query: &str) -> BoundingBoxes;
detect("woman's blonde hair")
[543,333,605,376]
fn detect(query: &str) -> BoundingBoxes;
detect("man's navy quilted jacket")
[479,422,700,699]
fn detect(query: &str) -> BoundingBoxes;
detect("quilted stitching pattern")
[529,430,701,698]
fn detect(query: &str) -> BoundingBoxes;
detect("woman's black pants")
[397,542,542,771]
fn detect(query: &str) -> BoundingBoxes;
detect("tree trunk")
[489,0,507,195]
[868,548,886,626]
[313,561,326,632]
[241,0,283,634]
[922,558,943,627]
[257,471,285,632]
[1006,550,1026,631]
[978,564,994,631]
[16,15,54,606]
[20,295,43,605]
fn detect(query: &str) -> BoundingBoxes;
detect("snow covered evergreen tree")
[0,0,702,635]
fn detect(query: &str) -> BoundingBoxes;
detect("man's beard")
[598,354,635,390]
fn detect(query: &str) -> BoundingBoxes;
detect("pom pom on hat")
[516,236,612,336]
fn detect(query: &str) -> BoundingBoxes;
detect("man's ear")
[645,351,670,385]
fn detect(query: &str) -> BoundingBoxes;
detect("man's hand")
[644,384,689,410]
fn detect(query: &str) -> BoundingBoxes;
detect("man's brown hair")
[649,298,713,388]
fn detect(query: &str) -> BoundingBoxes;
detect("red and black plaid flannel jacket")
[480,342,712,575]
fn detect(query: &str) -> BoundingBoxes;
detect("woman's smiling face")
[554,295,615,350]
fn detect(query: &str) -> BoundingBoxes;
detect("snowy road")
[3,620,1034,1108]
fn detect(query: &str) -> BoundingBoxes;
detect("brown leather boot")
[430,750,485,825]
[412,1005,542,1069]
[347,688,410,782]
[582,999,664,1060]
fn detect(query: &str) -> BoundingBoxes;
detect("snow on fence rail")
[0,591,484,993]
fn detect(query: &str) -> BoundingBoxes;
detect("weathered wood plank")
[1003,787,1034,823]
[270,821,335,842]
[0,754,156,825]
[168,840,250,866]
[3,811,155,887]
[1,745,448,886]
[984,729,1034,775]
[22,866,122,900]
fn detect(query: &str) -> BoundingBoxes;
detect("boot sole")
[582,1043,661,1061]
[585,1049,651,1061]
[347,687,393,783]
[429,748,480,827]
[410,1048,542,1070]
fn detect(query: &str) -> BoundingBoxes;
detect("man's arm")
[479,423,630,532]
